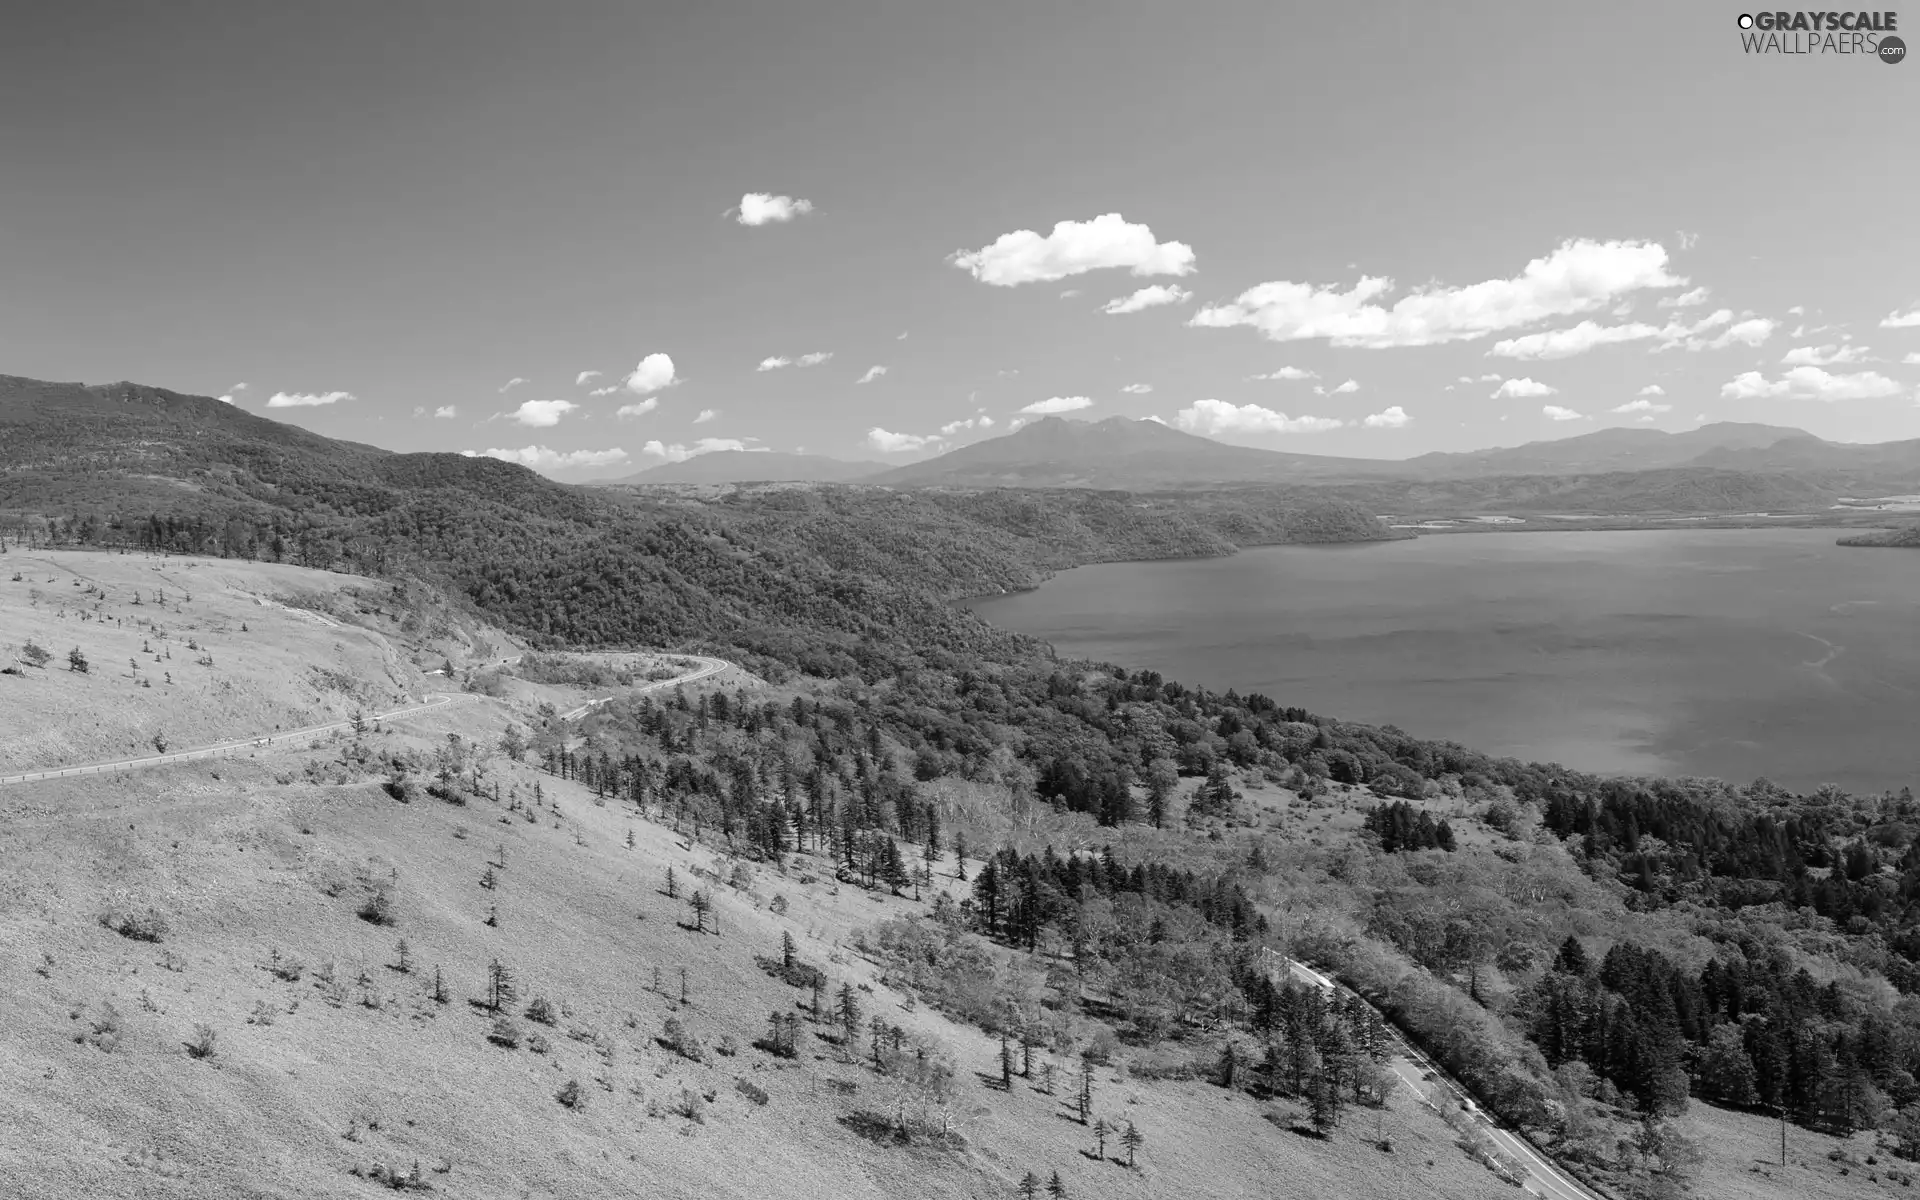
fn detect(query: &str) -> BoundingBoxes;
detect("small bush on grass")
[100,905,170,943]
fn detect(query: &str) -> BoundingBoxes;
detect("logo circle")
[1737,13,1754,28]
[1881,35,1907,63]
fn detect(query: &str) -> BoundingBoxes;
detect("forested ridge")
[11,373,1920,1195]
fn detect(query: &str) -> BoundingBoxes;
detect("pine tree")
[836,982,862,1051]
[68,646,89,673]
[487,959,516,1012]
[430,964,448,1004]
[1077,1058,1094,1124]
[393,939,412,974]
[1018,1172,1041,1200]
[1040,1061,1058,1094]
[1119,1120,1144,1168]
[1091,1117,1112,1159]
[1000,1032,1014,1088]
[665,867,679,899]
[1045,1171,1067,1200]
[782,930,797,971]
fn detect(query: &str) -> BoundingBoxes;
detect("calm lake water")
[963,529,1920,794]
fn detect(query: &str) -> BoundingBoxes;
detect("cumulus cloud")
[588,385,620,397]
[797,351,833,366]
[1059,289,1083,299]
[640,437,748,462]
[1174,399,1342,435]
[1787,305,1806,315]
[1120,383,1154,394]
[434,405,458,419]
[1639,384,1665,395]
[1316,378,1359,395]
[1781,343,1871,367]
[1018,396,1094,415]
[1188,238,1684,349]
[1722,367,1903,402]
[856,365,888,384]
[866,428,941,453]
[498,377,528,393]
[736,192,814,225]
[1611,398,1672,414]
[616,398,659,419]
[939,415,996,435]
[1251,366,1317,381]
[229,381,250,393]
[1658,287,1711,308]
[1102,284,1193,315]
[267,390,354,408]
[463,445,629,471]
[217,394,237,405]
[1879,306,1920,328]
[1492,378,1557,399]
[625,353,679,395]
[575,370,602,386]
[1362,405,1410,428]
[1705,317,1777,350]
[1488,320,1665,360]
[757,356,791,372]
[1905,352,1920,365]
[949,213,1196,287]
[1542,405,1585,421]
[693,408,718,424]
[507,398,578,427]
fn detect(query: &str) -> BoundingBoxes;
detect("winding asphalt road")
[1284,958,1603,1200]
[0,654,730,788]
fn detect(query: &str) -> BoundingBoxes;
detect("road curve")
[1,655,731,788]
[558,654,730,721]
[1283,958,1602,1200]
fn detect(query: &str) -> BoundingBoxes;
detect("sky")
[3,1,1917,478]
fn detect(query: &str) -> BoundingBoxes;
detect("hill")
[869,416,1402,488]
[600,450,882,485]
[1838,524,1920,547]
[1404,422,1814,477]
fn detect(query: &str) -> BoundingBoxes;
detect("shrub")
[487,1015,523,1048]
[716,1034,739,1057]
[268,949,306,982]
[528,1033,552,1055]
[357,889,396,926]
[735,1078,770,1106]
[660,1016,706,1063]
[186,1023,217,1059]
[75,1002,122,1052]
[101,905,169,943]
[524,996,557,1025]
[556,1078,586,1110]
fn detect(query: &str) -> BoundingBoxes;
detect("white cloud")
[896,331,909,340]
[575,370,602,386]
[1542,405,1585,421]
[1639,384,1665,395]
[641,437,748,462]
[694,408,718,424]
[796,351,833,367]
[1018,396,1094,415]
[856,365,888,385]
[1781,343,1871,367]
[1487,320,1664,360]
[1174,399,1342,435]
[624,353,679,395]
[1708,317,1777,350]
[267,390,354,408]
[1189,238,1684,349]
[1362,405,1410,429]
[736,192,814,226]
[1677,230,1700,250]
[1720,367,1901,401]
[1492,378,1557,399]
[588,385,619,396]
[1879,306,1920,328]
[1101,284,1193,315]
[1611,398,1672,414]
[507,399,577,427]
[757,356,791,372]
[939,415,996,435]
[1787,305,1805,315]
[1251,366,1317,381]
[866,428,941,453]
[1649,307,1738,351]
[433,405,458,419]
[463,445,629,471]
[229,381,249,393]
[1059,289,1083,299]
[1120,383,1154,394]
[949,213,1196,287]
[1657,287,1710,309]
[1905,352,1920,365]
[616,398,659,419]
[1328,378,1359,395]
[217,394,236,405]
[498,377,528,393]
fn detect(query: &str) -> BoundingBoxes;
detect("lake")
[962,529,1920,795]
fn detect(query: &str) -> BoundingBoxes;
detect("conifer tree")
[1045,1171,1066,1200]
[1091,1117,1112,1159]
[782,930,797,971]
[486,959,516,1012]
[1076,1057,1094,1124]
[1119,1120,1144,1168]
[1018,1172,1040,1199]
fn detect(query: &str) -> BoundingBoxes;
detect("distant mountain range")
[867,415,1920,493]
[599,449,881,485]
